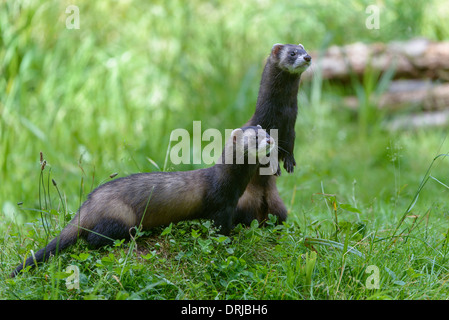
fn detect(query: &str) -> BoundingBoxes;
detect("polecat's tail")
[10,222,81,278]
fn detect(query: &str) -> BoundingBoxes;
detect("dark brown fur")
[234,43,311,226]
[11,126,274,277]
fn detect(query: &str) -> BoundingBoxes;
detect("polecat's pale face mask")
[273,43,312,74]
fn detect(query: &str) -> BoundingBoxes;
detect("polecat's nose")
[304,55,312,62]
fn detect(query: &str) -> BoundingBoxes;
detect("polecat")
[11,126,275,277]
[234,43,311,226]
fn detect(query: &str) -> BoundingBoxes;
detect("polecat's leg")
[234,176,265,226]
[212,205,235,236]
[264,176,288,223]
[85,219,132,248]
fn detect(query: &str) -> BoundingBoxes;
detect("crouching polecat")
[235,43,311,226]
[11,126,275,277]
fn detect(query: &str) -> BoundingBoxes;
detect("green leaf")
[339,203,362,213]
[191,229,200,239]
[52,271,71,279]
[70,252,91,261]
[161,223,173,236]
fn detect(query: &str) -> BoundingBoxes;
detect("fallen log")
[386,110,449,130]
[343,81,449,111]
[303,38,449,82]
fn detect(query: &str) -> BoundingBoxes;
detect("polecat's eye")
[290,52,296,57]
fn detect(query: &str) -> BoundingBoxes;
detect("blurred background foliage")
[1,0,449,226]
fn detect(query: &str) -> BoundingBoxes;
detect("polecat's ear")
[271,43,284,57]
[298,43,304,49]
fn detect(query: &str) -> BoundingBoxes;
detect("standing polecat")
[11,126,275,277]
[234,43,311,225]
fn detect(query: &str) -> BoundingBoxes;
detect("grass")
[1,0,449,300]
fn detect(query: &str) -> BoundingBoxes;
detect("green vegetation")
[1,0,449,299]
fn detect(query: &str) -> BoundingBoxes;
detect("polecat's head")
[229,125,275,164]
[270,43,311,74]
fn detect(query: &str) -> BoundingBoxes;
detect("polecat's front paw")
[283,156,296,173]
